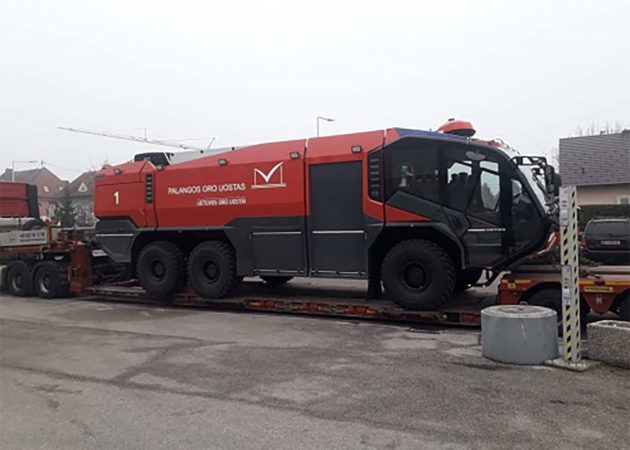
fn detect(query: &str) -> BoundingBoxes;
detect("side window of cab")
[383,139,440,203]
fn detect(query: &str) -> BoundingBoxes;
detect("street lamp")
[316,116,335,137]
[11,160,41,182]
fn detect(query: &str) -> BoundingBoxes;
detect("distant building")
[68,171,96,226]
[0,167,68,217]
[559,130,630,205]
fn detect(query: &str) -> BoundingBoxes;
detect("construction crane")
[57,126,216,152]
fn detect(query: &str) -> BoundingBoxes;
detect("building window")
[618,195,630,205]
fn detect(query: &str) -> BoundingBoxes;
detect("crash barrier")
[481,305,558,364]
[587,321,630,369]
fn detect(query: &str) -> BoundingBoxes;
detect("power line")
[41,162,84,174]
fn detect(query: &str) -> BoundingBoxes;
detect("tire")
[137,241,186,297]
[22,218,46,230]
[527,288,589,327]
[33,261,69,298]
[260,276,293,285]
[455,269,482,292]
[7,261,34,297]
[527,288,562,319]
[381,239,455,311]
[618,292,630,321]
[187,241,237,299]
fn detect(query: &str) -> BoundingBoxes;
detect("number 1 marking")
[114,191,120,205]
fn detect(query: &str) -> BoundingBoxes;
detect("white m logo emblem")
[252,161,286,189]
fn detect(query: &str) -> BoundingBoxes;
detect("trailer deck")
[86,280,494,326]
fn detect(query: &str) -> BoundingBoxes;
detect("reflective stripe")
[95,233,134,237]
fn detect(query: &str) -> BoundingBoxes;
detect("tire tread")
[381,239,455,310]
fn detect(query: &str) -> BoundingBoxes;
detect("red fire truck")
[92,120,558,311]
[1,121,628,325]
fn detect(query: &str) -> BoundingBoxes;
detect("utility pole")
[11,160,41,182]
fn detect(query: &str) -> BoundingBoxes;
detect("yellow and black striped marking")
[560,186,581,363]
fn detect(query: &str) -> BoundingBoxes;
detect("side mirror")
[544,166,560,196]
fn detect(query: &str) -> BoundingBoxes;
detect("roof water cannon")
[437,118,476,137]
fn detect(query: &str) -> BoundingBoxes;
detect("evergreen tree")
[54,186,76,228]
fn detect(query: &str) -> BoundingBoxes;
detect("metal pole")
[11,160,39,182]
[316,116,334,137]
[559,185,581,363]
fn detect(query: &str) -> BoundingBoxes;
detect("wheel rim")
[400,262,430,291]
[39,274,51,294]
[151,260,166,280]
[202,260,219,283]
[12,273,23,291]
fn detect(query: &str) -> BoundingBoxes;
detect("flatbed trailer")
[499,264,630,320]
[86,280,491,326]
[2,227,628,326]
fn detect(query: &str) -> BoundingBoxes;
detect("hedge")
[579,204,630,228]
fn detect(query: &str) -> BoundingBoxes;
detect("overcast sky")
[1,0,628,180]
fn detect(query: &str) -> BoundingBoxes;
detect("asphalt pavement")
[0,280,628,449]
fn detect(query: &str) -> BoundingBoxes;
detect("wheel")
[260,276,293,285]
[22,218,46,230]
[381,239,455,311]
[187,241,237,299]
[618,292,630,321]
[33,261,69,298]
[137,241,186,297]
[6,261,34,296]
[527,288,589,327]
[527,288,562,319]
[455,269,482,292]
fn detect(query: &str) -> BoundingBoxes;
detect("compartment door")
[308,161,366,277]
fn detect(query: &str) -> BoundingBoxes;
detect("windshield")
[586,220,630,235]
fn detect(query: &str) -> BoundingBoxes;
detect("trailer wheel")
[7,261,34,297]
[381,239,455,310]
[455,269,482,292]
[527,288,589,328]
[527,288,562,318]
[33,261,69,298]
[137,241,186,297]
[22,218,46,230]
[188,241,237,299]
[260,276,293,285]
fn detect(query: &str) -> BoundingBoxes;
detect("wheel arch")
[518,282,561,304]
[369,224,464,277]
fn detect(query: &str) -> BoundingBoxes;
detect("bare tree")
[573,121,625,137]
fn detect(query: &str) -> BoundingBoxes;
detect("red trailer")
[498,264,630,322]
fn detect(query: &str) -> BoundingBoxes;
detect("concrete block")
[482,305,558,365]
[587,320,630,369]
